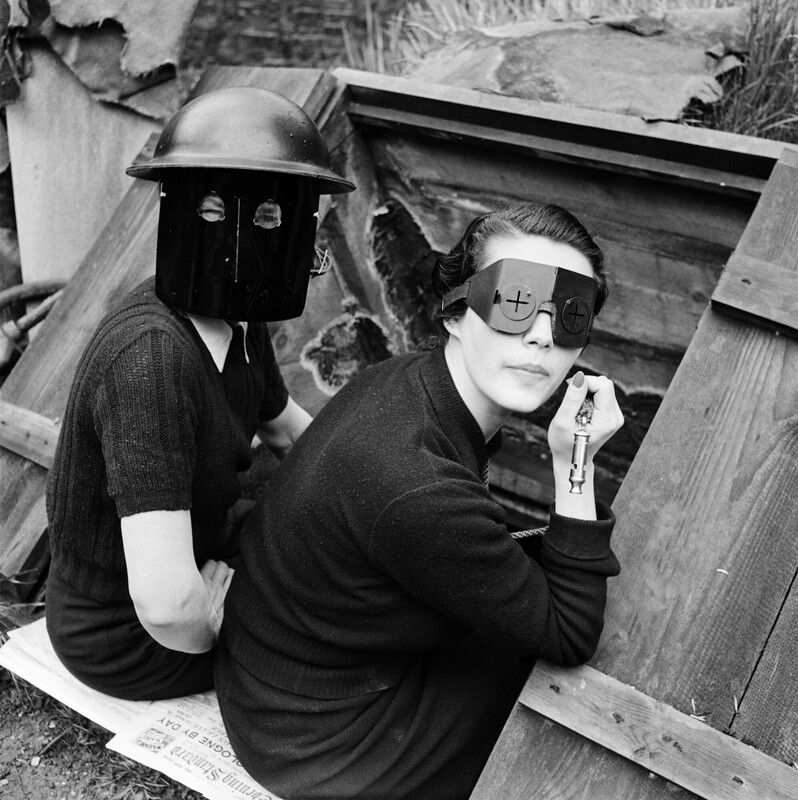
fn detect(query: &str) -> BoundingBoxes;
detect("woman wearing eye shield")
[216,203,624,799]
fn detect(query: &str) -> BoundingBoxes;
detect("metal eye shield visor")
[441,258,598,348]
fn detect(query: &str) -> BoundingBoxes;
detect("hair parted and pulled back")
[431,203,608,327]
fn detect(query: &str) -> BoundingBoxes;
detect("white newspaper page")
[0,617,155,732]
[107,691,283,800]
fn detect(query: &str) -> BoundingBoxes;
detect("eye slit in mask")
[253,200,282,229]
[197,191,226,222]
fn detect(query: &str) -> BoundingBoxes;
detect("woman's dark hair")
[431,203,608,327]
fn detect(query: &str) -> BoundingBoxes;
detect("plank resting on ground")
[520,662,798,800]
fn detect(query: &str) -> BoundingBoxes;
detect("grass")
[342,0,797,143]
[684,0,798,141]
[0,593,201,800]
[1,671,203,799]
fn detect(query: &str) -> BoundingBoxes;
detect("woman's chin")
[493,385,552,416]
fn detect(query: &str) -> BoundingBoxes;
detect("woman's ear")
[443,314,462,342]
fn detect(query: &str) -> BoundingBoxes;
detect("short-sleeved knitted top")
[46,277,288,602]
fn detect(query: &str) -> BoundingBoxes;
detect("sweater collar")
[420,344,502,474]
[184,313,249,372]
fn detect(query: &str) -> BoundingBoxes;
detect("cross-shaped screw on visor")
[440,258,598,346]
[507,291,529,312]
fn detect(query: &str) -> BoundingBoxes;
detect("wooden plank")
[731,572,798,765]
[518,662,798,800]
[472,144,798,799]
[0,67,338,594]
[346,102,767,198]
[711,254,798,338]
[333,68,783,192]
[6,43,159,285]
[0,400,60,469]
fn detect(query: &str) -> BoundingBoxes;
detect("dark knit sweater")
[222,345,620,700]
[46,277,288,602]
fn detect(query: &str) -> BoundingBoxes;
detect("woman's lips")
[507,364,550,378]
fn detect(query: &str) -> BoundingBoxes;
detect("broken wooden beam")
[0,399,60,469]
[520,662,798,800]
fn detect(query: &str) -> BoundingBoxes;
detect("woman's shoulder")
[86,280,200,368]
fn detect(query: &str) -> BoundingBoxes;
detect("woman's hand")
[201,559,235,638]
[548,371,624,463]
[547,371,624,519]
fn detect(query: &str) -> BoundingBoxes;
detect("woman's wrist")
[552,457,597,520]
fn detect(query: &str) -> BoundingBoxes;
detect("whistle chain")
[569,398,594,494]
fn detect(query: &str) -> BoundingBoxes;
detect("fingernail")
[573,371,585,388]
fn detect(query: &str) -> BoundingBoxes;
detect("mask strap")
[310,246,332,278]
[441,279,472,310]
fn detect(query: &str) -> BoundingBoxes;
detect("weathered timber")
[519,662,798,800]
[360,131,751,392]
[0,67,339,595]
[333,69,783,196]
[472,150,798,799]
[731,568,798,766]
[315,81,408,352]
[0,400,60,470]
[711,253,798,339]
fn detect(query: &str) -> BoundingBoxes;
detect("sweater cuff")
[115,488,192,518]
[545,500,616,560]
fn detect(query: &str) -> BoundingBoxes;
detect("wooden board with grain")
[0,67,340,594]
[711,253,798,339]
[0,399,61,470]
[519,662,798,800]
[471,148,798,799]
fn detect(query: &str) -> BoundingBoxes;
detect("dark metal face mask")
[155,168,319,322]
[441,258,598,348]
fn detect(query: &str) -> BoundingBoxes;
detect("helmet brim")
[126,155,356,195]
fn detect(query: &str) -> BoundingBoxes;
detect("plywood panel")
[7,43,159,284]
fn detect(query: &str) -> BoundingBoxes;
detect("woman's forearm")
[135,574,217,654]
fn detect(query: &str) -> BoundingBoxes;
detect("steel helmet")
[126,86,355,194]
[126,87,354,322]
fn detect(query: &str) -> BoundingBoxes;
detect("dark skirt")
[45,570,215,701]
[215,634,532,800]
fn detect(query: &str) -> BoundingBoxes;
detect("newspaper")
[0,618,281,800]
[108,693,283,800]
[0,617,155,731]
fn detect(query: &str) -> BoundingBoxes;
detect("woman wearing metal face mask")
[216,203,624,799]
[44,88,354,701]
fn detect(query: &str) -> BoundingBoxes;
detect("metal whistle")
[569,430,590,494]
[569,397,594,494]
